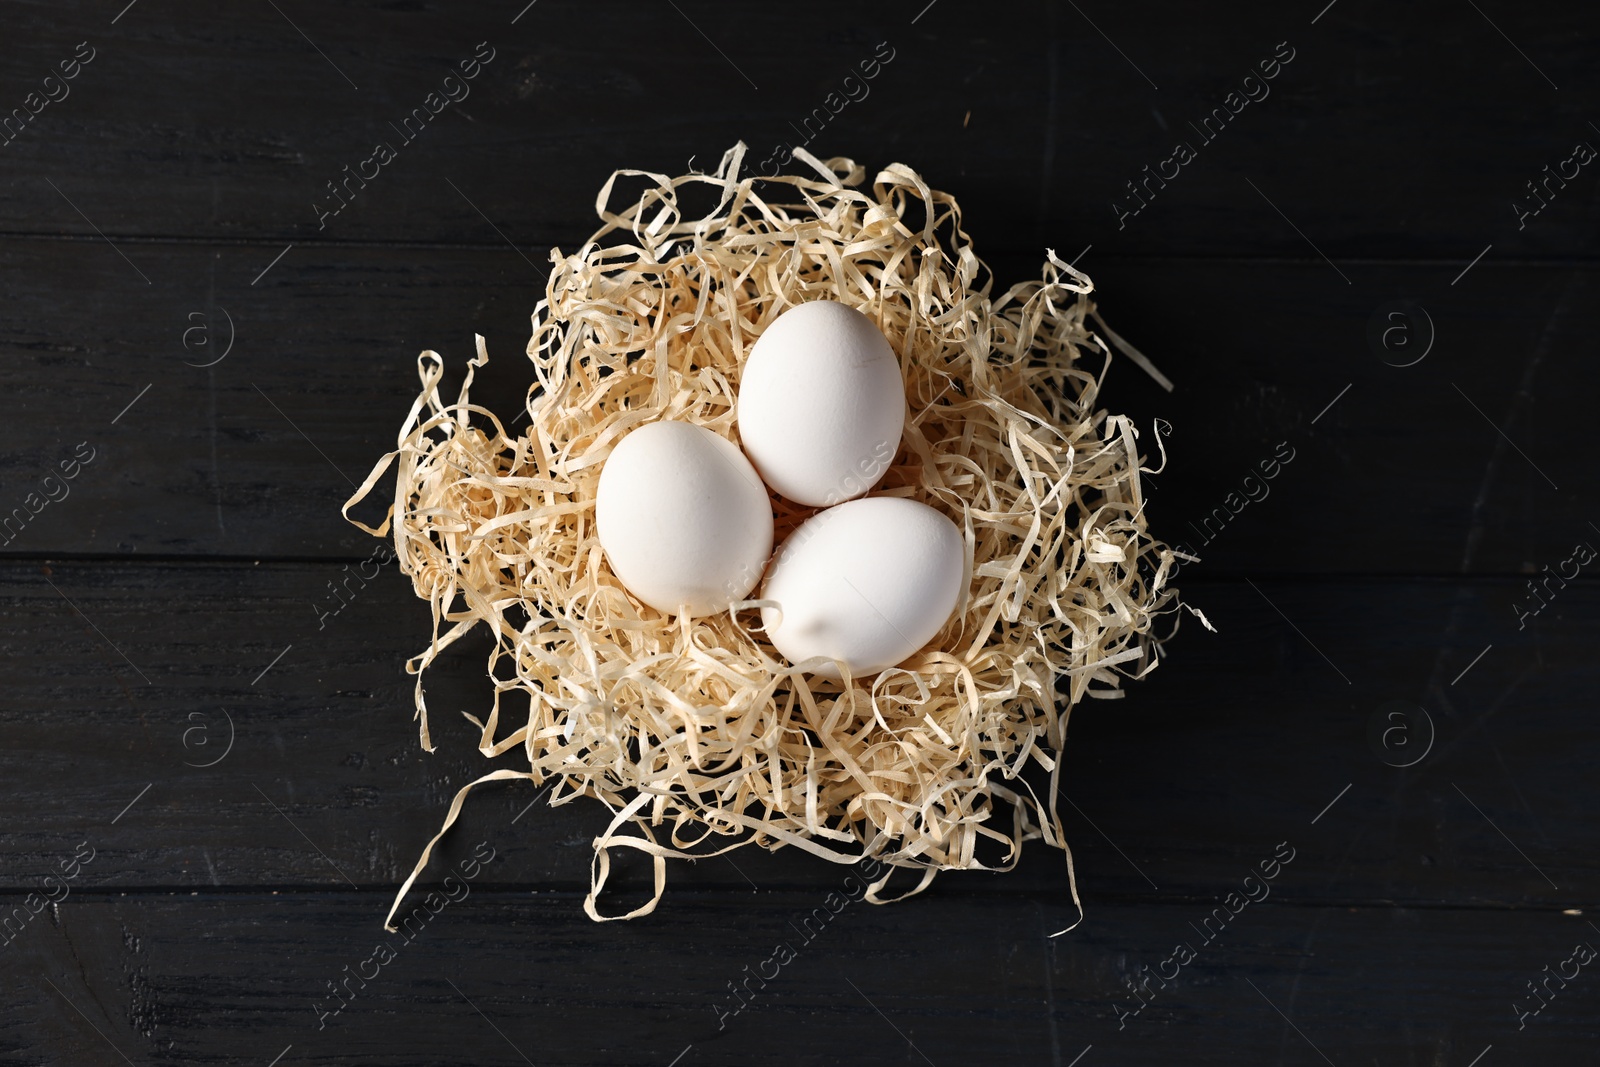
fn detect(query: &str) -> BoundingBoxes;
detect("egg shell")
[595,421,774,617]
[736,300,906,507]
[760,497,965,679]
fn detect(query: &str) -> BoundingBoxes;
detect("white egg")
[736,300,906,507]
[761,497,964,679]
[595,421,773,617]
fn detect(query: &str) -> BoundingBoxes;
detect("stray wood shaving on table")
[343,142,1192,929]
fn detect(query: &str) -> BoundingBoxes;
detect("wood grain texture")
[0,244,1593,570]
[3,892,1596,1066]
[0,1,1593,257]
[5,1,1599,1064]
[1,563,1591,912]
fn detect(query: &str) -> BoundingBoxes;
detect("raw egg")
[736,300,905,507]
[760,496,964,678]
[595,421,773,617]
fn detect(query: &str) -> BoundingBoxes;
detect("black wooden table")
[4,2,1597,1064]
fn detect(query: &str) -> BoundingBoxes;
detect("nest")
[345,143,1192,928]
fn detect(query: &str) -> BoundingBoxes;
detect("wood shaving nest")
[344,143,1198,929]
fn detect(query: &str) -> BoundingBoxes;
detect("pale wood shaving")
[344,143,1190,928]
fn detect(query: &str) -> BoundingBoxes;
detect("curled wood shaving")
[345,143,1189,928]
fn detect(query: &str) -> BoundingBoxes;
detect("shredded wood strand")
[344,143,1189,928]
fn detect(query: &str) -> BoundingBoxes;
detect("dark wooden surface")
[3,2,1597,1064]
